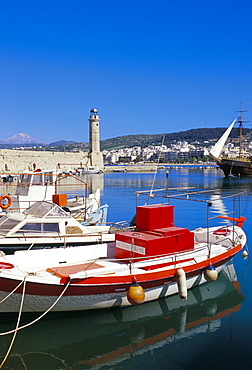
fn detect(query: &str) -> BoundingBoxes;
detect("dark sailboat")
[210,103,252,177]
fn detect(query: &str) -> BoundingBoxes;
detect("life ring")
[0,194,12,209]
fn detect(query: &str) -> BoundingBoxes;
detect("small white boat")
[0,200,113,252]
[77,166,103,174]
[0,189,247,312]
[0,169,101,216]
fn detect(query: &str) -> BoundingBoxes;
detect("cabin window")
[19,174,32,186]
[0,218,20,235]
[43,223,60,232]
[33,174,43,185]
[16,174,32,196]
[15,223,60,234]
[44,172,54,185]
[18,223,41,232]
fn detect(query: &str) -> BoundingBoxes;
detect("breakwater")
[0,149,158,173]
[0,149,88,173]
[0,149,215,174]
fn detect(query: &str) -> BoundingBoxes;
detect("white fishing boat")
[0,200,113,252]
[0,189,247,312]
[0,261,243,368]
[0,169,101,216]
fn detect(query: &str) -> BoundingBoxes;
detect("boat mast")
[238,102,244,157]
[237,101,248,158]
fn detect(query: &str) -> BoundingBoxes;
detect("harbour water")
[0,167,252,369]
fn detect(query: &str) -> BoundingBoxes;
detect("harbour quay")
[0,149,89,173]
[0,149,216,174]
[0,149,158,173]
[104,164,158,172]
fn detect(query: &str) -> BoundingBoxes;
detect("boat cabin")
[8,170,57,212]
[0,201,83,237]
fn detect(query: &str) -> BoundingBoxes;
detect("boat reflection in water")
[0,261,244,369]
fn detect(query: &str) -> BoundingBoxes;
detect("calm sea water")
[1,168,252,369]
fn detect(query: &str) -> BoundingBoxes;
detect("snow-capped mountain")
[0,133,47,145]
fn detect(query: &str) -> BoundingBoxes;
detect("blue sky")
[1,0,252,144]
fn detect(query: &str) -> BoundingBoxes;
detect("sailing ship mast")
[236,101,248,158]
[211,102,252,177]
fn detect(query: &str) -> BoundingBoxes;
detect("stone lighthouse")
[88,108,104,170]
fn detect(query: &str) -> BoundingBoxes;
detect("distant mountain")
[1,126,251,151]
[0,133,47,145]
[48,140,76,146]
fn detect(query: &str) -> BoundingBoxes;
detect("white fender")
[176,268,187,300]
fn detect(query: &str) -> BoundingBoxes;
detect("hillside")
[1,127,250,151]
[100,127,251,150]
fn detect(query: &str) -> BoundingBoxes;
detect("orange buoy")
[0,194,12,209]
[127,281,145,305]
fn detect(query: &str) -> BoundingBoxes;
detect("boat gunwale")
[0,243,242,296]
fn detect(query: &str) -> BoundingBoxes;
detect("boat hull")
[218,158,252,177]
[0,239,241,313]
[0,262,230,313]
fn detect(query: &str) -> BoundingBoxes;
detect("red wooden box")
[172,231,194,253]
[152,226,190,236]
[115,231,172,261]
[136,204,174,231]
[115,228,194,261]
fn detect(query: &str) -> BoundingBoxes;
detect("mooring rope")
[0,276,27,368]
[0,275,71,367]
[0,279,71,337]
[6,350,68,369]
[0,279,26,304]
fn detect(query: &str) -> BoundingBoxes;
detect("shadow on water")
[0,263,245,370]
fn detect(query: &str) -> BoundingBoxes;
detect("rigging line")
[0,279,71,337]
[0,276,27,369]
[146,135,165,204]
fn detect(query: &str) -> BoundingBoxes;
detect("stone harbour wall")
[0,149,158,174]
[0,149,89,173]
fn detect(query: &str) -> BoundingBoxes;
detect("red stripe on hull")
[0,244,242,297]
